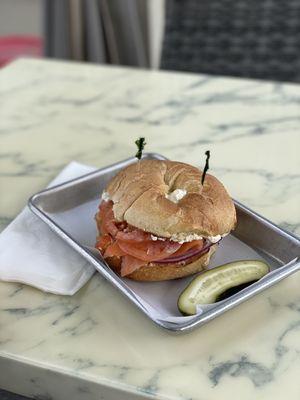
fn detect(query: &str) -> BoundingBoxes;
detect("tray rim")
[28,153,300,333]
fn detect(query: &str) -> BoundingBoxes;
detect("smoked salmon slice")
[121,255,147,277]
[96,201,205,276]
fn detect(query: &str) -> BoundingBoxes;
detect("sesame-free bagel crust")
[105,160,236,239]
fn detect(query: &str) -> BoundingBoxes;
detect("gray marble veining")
[0,59,299,400]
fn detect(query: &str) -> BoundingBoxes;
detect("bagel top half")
[104,160,236,239]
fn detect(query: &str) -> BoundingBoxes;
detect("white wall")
[0,0,42,36]
[147,0,165,69]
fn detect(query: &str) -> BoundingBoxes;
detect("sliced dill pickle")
[178,260,269,315]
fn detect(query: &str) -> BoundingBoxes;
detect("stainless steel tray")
[28,153,300,333]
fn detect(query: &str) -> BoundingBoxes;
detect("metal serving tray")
[28,154,300,333]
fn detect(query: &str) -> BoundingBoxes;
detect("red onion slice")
[156,239,220,264]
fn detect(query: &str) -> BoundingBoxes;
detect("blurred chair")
[161,0,300,82]
[0,36,42,67]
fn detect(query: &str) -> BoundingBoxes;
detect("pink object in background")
[0,35,42,67]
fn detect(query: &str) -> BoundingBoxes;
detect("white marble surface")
[0,59,299,400]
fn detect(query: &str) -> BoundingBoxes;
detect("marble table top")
[0,59,299,400]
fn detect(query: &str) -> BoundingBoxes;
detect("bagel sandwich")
[95,160,236,281]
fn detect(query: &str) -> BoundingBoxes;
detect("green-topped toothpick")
[201,150,210,185]
[135,137,146,160]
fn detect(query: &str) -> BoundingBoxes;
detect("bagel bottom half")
[105,245,217,281]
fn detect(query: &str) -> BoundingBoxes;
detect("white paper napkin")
[0,162,97,295]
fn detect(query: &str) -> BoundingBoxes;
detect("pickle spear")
[178,260,269,315]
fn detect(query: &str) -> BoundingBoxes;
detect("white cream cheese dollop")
[101,191,111,202]
[207,235,222,243]
[150,234,166,241]
[170,232,203,244]
[165,189,187,203]
[151,232,229,244]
